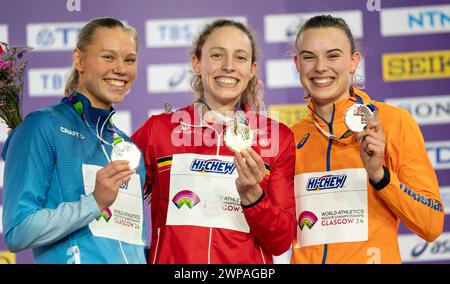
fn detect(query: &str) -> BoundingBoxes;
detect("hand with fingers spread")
[355,121,386,183]
[93,160,135,211]
[234,147,266,206]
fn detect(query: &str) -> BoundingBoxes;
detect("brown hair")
[295,15,356,53]
[295,15,362,97]
[64,17,139,96]
[191,19,264,111]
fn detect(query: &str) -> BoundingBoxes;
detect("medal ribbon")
[310,95,377,140]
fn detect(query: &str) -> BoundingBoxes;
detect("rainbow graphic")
[172,190,201,209]
[96,207,112,222]
[298,211,318,230]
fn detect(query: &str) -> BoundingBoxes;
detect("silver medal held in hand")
[344,104,375,133]
[111,141,141,169]
[224,119,254,152]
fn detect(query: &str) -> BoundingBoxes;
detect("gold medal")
[224,119,254,152]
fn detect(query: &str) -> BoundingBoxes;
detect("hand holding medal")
[111,140,141,170]
[233,148,265,206]
[354,118,386,184]
[224,111,254,153]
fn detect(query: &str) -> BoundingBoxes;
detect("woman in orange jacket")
[290,15,444,264]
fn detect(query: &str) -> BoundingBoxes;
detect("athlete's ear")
[192,55,201,75]
[73,48,84,73]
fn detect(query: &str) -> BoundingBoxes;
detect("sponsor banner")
[27,22,85,51]
[268,104,308,127]
[0,24,8,43]
[265,59,299,89]
[146,16,246,48]
[112,111,132,137]
[384,94,450,125]
[382,50,450,81]
[28,67,71,97]
[264,10,363,43]
[266,59,365,89]
[0,251,15,264]
[381,4,450,37]
[147,63,192,93]
[426,140,450,170]
[399,232,450,263]
[441,186,450,215]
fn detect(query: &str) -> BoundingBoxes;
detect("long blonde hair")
[64,17,139,96]
[190,19,264,111]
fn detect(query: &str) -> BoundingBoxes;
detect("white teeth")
[106,79,125,87]
[313,78,333,84]
[216,77,237,86]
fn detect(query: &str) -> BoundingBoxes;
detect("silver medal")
[224,120,254,152]
[344,104,374,133]
[111,141,141,169]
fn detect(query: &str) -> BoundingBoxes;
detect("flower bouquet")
[0,41,33,129]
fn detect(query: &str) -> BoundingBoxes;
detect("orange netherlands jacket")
[290,88,444,264]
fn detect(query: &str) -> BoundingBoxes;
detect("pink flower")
[0,43,4,54]
[0,58,12,69]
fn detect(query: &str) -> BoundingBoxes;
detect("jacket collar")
[307,88,373,140]
[64,92,115,130]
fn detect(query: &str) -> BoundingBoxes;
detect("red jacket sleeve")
[131,117,156,196]
[242,126,297,256]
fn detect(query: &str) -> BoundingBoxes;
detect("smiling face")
[74,26,137,109]
[294,27,360,107]
[192,26,256,113]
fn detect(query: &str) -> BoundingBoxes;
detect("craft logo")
[190,159,236,175]
[383,50,450,81]
[95,208,112,222]
[298,211,318,230]
[306,174,347,191]
[172,190,201,209]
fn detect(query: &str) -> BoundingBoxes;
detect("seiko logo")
[60,127,85,139]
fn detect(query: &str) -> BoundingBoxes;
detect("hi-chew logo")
[306,174,347,191]
[190,159,236,175]
[298,211,318,230]
[172,190,201,209]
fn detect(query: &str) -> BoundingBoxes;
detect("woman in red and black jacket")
[132,19,296,264]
